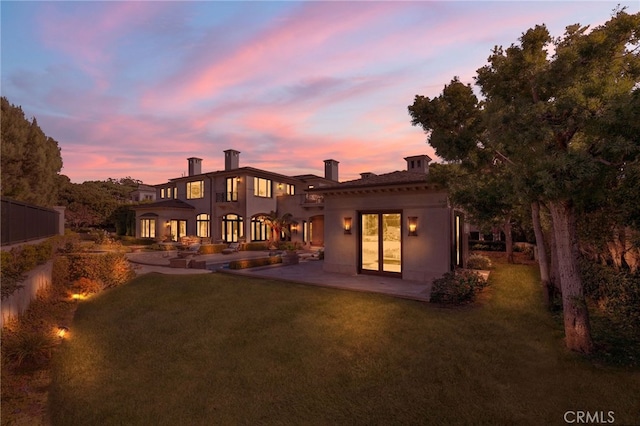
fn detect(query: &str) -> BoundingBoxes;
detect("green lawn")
[49,262,640,425]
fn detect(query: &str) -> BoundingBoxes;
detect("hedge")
[228,257,282,270]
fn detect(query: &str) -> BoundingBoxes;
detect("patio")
[126,251,432,302]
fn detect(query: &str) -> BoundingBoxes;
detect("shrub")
[467,254,492,270]
[228,257,282,270]
[2,331,57,367]
[430,270,488,305]
[244,242,268,251]
[198,244,227,254]
[580,259,640,331]
[469,240,505,252]
[1,237,64,300]
[66,252,135,289]
[71,277,103,295]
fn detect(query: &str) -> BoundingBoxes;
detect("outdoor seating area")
[222,242,240,254]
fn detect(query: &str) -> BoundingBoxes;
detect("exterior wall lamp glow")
[408,217,418,236]
[343,217,352,234]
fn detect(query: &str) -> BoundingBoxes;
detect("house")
[134,149,467,282]
[133,150,335,246]
[308,155,467,282]
[129,184,157,203]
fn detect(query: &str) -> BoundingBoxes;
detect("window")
[140,219,156,238]
[253,177,272,198]
[186,181,204,199]
[222,214,243,243]
[285,183,295,195]
[251,216,271,241]
[302,220,308,243]
[226,177,238,201]
[160,188,165,199]
[169,220,187,241]
[196,213,210,238]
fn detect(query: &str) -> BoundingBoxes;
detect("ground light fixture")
[343,217,352,234]
[408,216,418,236]
[57,326,69,339]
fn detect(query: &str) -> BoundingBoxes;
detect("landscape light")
[57,326,69,339]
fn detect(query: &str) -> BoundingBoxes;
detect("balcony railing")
[302,193,324,205]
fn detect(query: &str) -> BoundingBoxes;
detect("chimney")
[324,159,339,181]
[360,172,376,179]
[188,157,202,176]
[224,149,240,171]
[404,154,432,174]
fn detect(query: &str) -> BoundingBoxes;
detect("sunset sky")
[2,1,637,184]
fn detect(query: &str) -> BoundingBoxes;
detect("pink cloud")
[141,2,408,109]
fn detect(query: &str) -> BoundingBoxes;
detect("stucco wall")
[1,261,52,327]
[323,189,453,282]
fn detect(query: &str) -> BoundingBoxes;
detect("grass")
[49,260,640,425]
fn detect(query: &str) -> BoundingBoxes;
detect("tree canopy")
[1,97,63,206]
[409,9,640,353]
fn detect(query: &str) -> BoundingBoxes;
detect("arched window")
[196,213,210,238]
[250,215,271,242]
[221,214,243,243]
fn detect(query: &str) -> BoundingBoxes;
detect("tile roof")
[333,171,429,188]
[133,199,195,210]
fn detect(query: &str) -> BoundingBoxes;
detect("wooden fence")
[1,198,61,246]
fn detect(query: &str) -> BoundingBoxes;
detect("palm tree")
[263,210,293,245]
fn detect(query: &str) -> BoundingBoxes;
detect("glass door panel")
[382,213,401,273]
[361,214,379,271]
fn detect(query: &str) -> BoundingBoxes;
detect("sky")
[2,1,637,185]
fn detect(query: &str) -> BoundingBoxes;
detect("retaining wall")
[1,261,53,328]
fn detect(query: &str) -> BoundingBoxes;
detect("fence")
[1,198,61,246]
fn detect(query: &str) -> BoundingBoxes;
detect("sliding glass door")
[360,212,402,275]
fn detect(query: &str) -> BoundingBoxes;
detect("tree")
[263,210,294,244]
[409,10,640,353]
[1,97,63,206]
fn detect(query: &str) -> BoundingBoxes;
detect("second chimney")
[188,157,202,176]
[224,149,240,171]
[324,159,339,181]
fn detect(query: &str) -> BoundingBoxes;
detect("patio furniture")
[222,242,240,254]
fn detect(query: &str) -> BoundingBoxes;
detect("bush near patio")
[467,253,493,270]
[198,243,228,254]
[430,269,488,305]
[66,252,135,290]
[228,257,282,269]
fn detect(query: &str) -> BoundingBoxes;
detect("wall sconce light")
[292,223,299,234]
[278,183,283,189]
[343,217,352,234]
[408,216,418,236]
[165,221,171,227]
[236,177,241,182]
[57,326,69,339]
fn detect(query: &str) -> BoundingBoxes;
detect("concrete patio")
[126,250,432,302]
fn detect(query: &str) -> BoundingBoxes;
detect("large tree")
[1,97,63,206]
[409,10,640,353]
